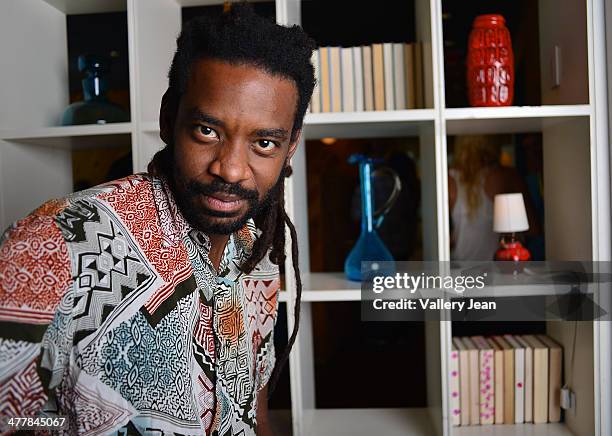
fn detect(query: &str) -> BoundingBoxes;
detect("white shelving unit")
[0,1,610,435]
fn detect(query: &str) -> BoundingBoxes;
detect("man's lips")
[202,194,245,212]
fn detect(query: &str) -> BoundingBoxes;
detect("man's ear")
[287,128,302,163]
[159,89,176,145]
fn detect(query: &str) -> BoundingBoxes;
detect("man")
[0,5,314,435]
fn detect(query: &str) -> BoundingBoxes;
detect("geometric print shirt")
[0,173,280,435]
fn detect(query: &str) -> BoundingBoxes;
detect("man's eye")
[196,126,219,140]
[255,139,278,150]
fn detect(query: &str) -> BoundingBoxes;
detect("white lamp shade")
[493,193,529,233]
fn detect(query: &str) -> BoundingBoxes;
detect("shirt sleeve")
[0,203,74,419]
[255,275,281,392]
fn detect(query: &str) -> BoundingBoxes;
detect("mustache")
[185,178,258,201]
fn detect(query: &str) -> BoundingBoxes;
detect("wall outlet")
[561,386,576,413]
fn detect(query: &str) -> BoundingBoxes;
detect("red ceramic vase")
[467,14,514,107]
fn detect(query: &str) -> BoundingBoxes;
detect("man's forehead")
[178,58,298,128]
[186,58,297,98]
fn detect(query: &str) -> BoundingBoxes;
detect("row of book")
[451,334,562,427]
[309,42,426,113]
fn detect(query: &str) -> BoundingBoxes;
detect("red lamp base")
[495,238,531,261]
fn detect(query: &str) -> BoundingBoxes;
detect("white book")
[392,43,406,110]
[504,334,525,423]
[341,47,354,112]
[352,46,364,111]
[329,46,342,112]
[310,50,321,113]
[362,45,374,111]
[403,43,416,109]
[461,337,480,425]
[487,337,505,424]
[471,336,495,425]
[382,42,395,110]
[450,341,461,426]
[516,335,534,423]
[319,47,331,112]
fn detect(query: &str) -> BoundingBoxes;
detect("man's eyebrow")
[254,128,289,140]
[188,108,289,140]
[187,108,225,127]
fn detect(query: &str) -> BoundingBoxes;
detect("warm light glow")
[320,137,337,145]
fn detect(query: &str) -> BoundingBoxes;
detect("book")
[522,335,549,423]
[450,340,461,426]
[362,45,374,111]
[471,336,495,425]
[492,335,515,424]
[504,334,526,423]
[414,42,424,108]
[453,337,470,426]
[372,44,385,111]
[310,50,320,113]
[403,43,416,109]
[516,335,534,423]
[538,334,562,422]
[487,337,505,424]
[352,46,364,112]
[392,43,406,110]
[329,46,342,112]
[461,337,480,425]
[382,42,395,110]
[319,47,331,112]
[341,47,354,112]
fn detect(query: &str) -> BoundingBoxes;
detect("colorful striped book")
[453,337,471,426]
[450,340,461,426]
[471,335,495,425]
[461,337,480,425]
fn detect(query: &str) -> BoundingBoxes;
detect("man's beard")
[172,169,283,235]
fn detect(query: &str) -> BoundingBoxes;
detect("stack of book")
[451,334,563,427]
[308,42,425,113]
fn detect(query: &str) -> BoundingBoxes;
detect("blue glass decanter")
[344,154,402,281]
[61,55,129,126]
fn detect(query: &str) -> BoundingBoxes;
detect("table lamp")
[493,193,531,261]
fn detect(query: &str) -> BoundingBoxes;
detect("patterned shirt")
[0,174,280,435]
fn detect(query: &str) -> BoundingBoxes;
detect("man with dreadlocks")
[0,5,312,435]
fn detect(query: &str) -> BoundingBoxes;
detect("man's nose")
[208,139,250,184]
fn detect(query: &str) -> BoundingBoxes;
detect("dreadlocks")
[149,3,315,397]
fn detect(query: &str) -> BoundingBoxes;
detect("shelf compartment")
[441,0,589,108]
[302,408,435,436]
[453,422,575,436]
[2,1,130,131]
[445,105,590,135]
